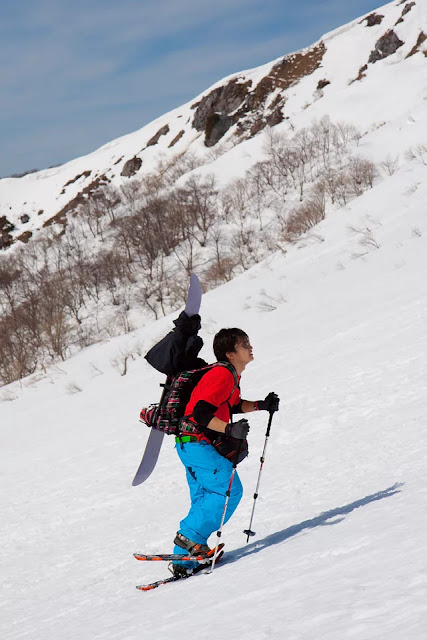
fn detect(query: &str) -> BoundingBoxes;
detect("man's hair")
[213,328,248,362]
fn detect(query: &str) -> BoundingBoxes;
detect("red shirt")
[184,365,241,429]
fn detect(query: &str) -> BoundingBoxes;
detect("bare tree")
[405,145,427,166]
[380,155,400,176]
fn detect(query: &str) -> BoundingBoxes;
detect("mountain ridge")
[1,0,426,249]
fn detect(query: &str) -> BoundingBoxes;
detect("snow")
[2,135,427,638]
[2,1,427,637]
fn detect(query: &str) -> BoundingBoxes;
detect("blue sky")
[0,0,381,177]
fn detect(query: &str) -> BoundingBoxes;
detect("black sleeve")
[193,400,218,428]
[231,400,243,414]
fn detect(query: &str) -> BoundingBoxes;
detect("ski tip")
[136,584,156,591]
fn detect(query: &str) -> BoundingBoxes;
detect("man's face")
[232,336,254,366]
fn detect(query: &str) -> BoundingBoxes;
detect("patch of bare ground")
[406,31,427,58]
[62,170,92,191]
[317,79,330,90]
[349,64,368,84]
[253,42,326,104]
[146,124,170,147]
[17,231,33,244]
[241,42,326,137]
[168,130,185,148]
[43,175,110,231]
[396,1,416,25]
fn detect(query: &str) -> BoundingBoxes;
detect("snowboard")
[131,274,202,486]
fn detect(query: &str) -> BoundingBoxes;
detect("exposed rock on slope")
[368,29,404,63]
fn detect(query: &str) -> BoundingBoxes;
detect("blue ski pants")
[173,441,243,555]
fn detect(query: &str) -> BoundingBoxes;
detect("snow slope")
[1,142,427,637]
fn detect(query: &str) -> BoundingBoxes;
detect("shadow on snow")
[225,482,404,565]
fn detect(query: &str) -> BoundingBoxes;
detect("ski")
[134,544,224,563]
[135,544,224,591]
[136,566,208,591]
[131,274,202,486]
[136,575,183,591]
[134,553,213,562]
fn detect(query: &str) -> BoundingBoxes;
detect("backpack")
[140,362,238,436]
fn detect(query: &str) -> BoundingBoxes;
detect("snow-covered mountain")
[1,0,426,247]
[1,2,427,638]
[1,110,427,639]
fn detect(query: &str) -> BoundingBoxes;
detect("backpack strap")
[214,361,240,403]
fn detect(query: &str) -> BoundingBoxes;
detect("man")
[172,327,279,576]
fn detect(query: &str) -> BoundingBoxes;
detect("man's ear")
[225,351,236,362]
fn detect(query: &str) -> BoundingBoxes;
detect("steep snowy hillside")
[1,0,427,247]
[1,124,427,640]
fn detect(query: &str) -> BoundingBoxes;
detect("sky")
[0,0,382,178]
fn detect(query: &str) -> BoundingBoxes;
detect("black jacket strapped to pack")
[141,312,249,463]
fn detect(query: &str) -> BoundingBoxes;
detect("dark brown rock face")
[192,42,325,147]
[362,13,384,27]
[368,30,405,63]
[168,130,185,148]
[192,80,252,132]
[0,216,15,249]
[146,125,170,147]
[120,157,142,177]
[406,31,427,58]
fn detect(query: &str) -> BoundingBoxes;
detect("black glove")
[225,418,250,440]
[257,392,280,413]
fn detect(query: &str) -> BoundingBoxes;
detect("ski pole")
[243,411,275,542]
[208,442,242,574]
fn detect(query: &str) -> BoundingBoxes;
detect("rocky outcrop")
[368,30,404,63]
[204,113,237,147]
[0,216,15,249]
[192,42,325,146]
[362,13,384,27]
[120,157,142,177]
[192,79,252,132]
